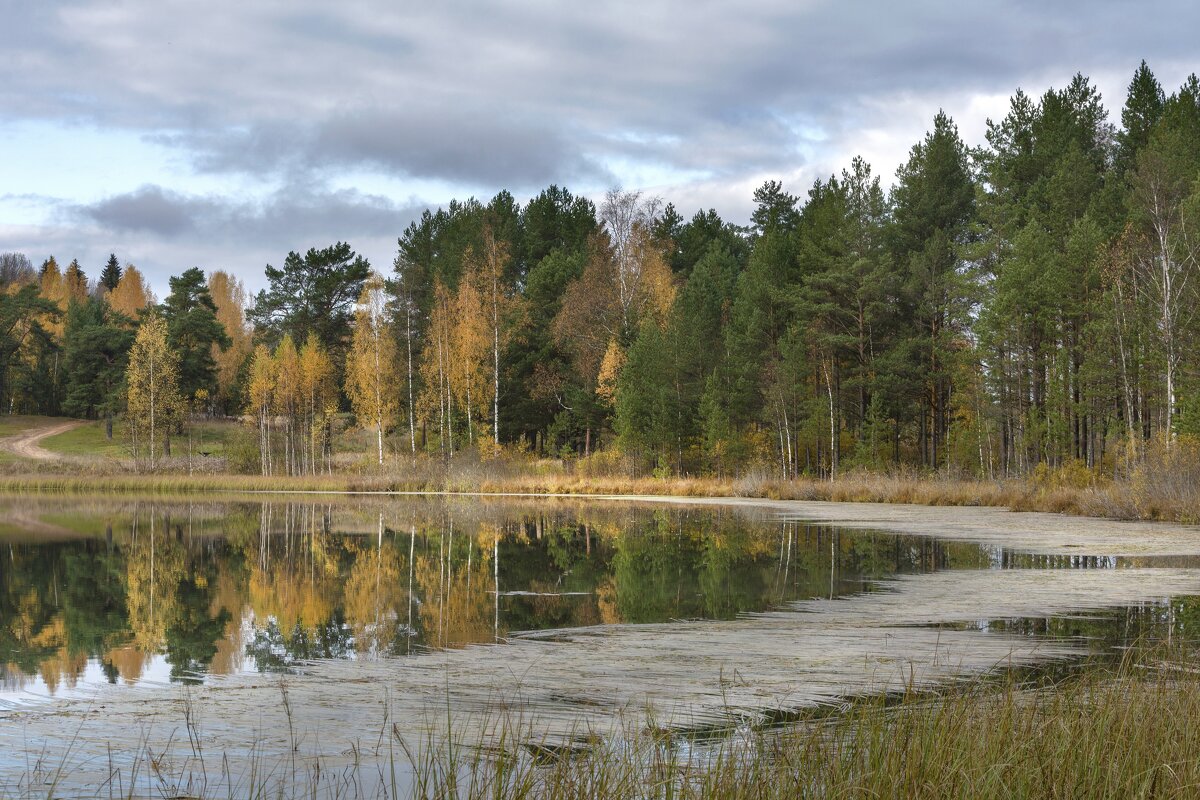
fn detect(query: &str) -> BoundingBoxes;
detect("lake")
[2,495,1200,795]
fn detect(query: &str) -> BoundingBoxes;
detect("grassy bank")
[0,459,1195,524]
[5,416,1200,523]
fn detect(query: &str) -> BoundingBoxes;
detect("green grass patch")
[40,419,126,457]
[38,418,245,459]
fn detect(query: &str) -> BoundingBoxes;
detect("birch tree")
[246,344,276,475]
[1131,129,1200,436]
[125,312,184,468]
[346,273,399,465]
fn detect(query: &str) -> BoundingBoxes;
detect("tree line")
[2,61,1198,478]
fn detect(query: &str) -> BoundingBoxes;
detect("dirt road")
[0,418,84,460]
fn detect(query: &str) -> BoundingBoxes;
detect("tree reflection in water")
[2,497,1189,697]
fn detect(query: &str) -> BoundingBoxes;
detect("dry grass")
[7,648,1200,799]
[0,439,1199,525]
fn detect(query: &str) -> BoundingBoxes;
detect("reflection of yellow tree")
[246,531,339,635]
[414,527,497,648]
[596,579,621,625]
[342,533,407,654]
[103,645,150,684]
[207,565,249,676]
[125,525,186,651]
[25,615,86,694]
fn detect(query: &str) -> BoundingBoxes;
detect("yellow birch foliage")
[299,332,335,466]
[345,273,399,463]
[208,270,253,405]
[451,260,490,431]
[125,312,185,464]
[246,344,276,418]
[38,257,67,338]
[272,335,302,419]
[417,282,454,436]
[125,526,185,650]
[342,538,406,653]
[109,265,155,320]
[595,339,627,405]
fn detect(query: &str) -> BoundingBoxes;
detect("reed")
[1,444,1199,525]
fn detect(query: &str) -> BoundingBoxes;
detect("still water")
[3,496,1196,709]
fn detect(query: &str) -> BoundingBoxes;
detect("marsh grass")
[346,646,1200,799]
[7,648,1200,799]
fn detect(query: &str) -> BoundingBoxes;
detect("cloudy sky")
[1,1,1196,296]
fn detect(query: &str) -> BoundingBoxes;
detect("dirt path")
[0,418,84,460]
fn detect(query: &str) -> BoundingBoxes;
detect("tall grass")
[7,649,1200,799]
[397,648,1200,799]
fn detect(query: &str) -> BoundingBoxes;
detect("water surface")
[3,495,1200,794]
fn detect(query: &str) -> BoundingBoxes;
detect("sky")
[1,1,1197,298]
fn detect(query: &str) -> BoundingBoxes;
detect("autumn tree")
[299,333,336,472]
[108,265,155,319]
[271,335,303,474]
[63,259,88,304]
[417,282,455,455]
[208,270,253,414]
[38,256,68,339]
[246,344,276,475]
[125,312,185,466]
[551,190,675,453]
[346,274,399,464]
[451,259,489,445]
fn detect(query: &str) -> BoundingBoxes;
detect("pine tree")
[890,110,977,468]
[160,267,231,409]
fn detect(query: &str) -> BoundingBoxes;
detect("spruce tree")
[100,254,123,293]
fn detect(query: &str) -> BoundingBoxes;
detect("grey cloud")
[175,110,610,189]
[0,177,425,297]
[9,0,1195,191]
[73,182,417,246]
[85,185,211,236]
[3,0,1200,275]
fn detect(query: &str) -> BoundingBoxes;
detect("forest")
[1,61,1198,481]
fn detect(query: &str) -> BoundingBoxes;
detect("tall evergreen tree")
[248,242,370,371]
[890,111,977,468]
[100,254,123,293]
[61,297,134,437]
[160,267,231,408]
